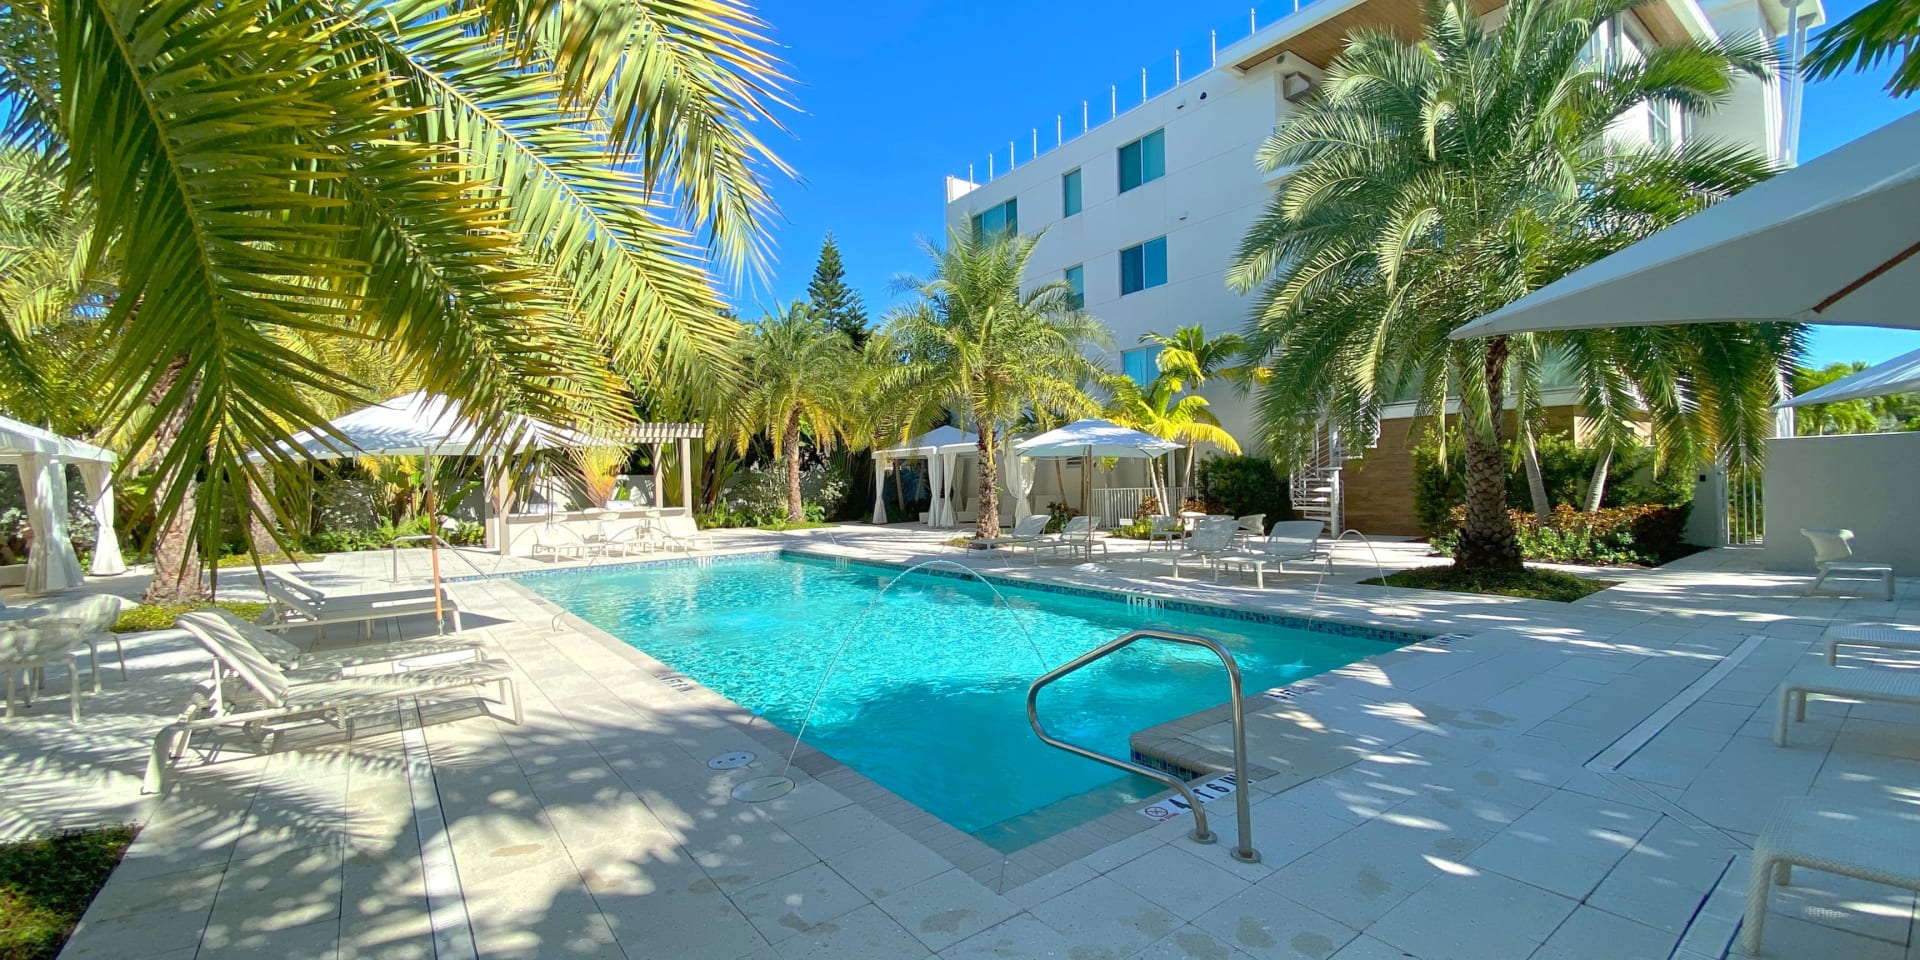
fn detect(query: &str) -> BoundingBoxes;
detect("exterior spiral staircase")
[1289,425,1365,535]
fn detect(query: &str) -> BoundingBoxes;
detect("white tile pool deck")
[4,525,1918,959]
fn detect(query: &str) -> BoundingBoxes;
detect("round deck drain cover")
[732,775,794,803]
[708,751,755,770]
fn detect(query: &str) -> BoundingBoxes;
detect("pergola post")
[678,437,693,514]
[650,443,664,509]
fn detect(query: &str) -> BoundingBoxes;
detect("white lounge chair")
[1233,514,1267,547]
[1261,520,1327,561]
[1802,528,1894,601]
[0,623,88,722]
[260,571,460,639]
[1037,515,1106,562]
[1774,665,1920,746]
[1170,519,1241,581]
[147,611,521,792]
[531,525,586,562]
[977,514,1050,551]
[1824,622,1920,665]
[1741,796,1920,955]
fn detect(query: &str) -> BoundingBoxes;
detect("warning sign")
[1138,773,1239,822]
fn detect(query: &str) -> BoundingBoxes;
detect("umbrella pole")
[427,451,445,636]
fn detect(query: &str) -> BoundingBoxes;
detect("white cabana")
[1777,347,1920,409]
[1001,431,1035,520]
[0,416,122,593]
[260,390,589,460]
[1452,109,1920,339]
[1016,419,1181,521]
[870,426,980,527]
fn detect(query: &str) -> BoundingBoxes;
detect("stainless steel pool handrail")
[1026,629,1261,863]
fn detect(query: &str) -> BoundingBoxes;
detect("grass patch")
[111,600,268,633]
[213,551,317,569]
[0,826,135,960]
[1362,565,1615,602]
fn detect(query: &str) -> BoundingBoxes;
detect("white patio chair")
[1742,797,1920,955]
[1170,519,1241,581]
[1801,528,1894,601]
[1260,521,1327,562]
[0,623,98,722]
[1233,514,1267,546]
[32,593,136,689]
[147,611,521,792]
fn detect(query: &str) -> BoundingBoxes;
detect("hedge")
[1432,503,1692,567]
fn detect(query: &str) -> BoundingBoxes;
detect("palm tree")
[727,304,857,523]
[1804,0,1920,96]
[1138,325,1260,392]
[883,230,1110,538]
[0,0,787,591]
[1229,0,1781,572]
[1101,365,1241,508]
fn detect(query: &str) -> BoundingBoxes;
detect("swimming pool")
[524,552,1414,852]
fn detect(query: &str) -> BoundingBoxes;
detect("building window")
[1062,168,1083,217]
[1118,129,1166,193]
[1064,264,1085,309]
[1123,346,1162,386]
[1119,237,1167,295]
[1648,101,1677,150]
[969,198,1018,240]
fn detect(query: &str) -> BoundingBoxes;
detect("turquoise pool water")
[524,553,1410,852]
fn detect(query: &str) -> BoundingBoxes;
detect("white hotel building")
[942,0,1818,536]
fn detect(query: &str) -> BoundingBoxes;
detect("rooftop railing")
[953,0,1330,189]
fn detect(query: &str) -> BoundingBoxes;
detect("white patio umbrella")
[1016,419,1181,520]
[1451,109,1920,340]
[1776,347,1920,409]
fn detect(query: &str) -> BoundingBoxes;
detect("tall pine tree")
[805,232,870,347]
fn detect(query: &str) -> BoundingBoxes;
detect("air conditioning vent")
[1281,71,1316,103]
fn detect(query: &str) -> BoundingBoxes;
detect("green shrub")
[112,600,268,634]
[1364,566,1613,602]
[1193,456,1291,521]
[0,826,135,960]
[1432,503,1693,567]
[1411,428,1693,539]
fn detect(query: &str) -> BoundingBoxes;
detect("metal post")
[1008,141,1015,170]
[1082,100,1089,132]
[678,437,693,514]
[1175,50,1182,85]
[1111,85,1118,118]
[988,154,994,179]
[1032,127,1039,158]
[968,163,974,184]
[1056,115,1063,146]
[1212,30,1218,67]
[1141,67,1148,104]
[1250,7,1257,33]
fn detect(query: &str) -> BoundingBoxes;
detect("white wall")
[1762,433,1920,573]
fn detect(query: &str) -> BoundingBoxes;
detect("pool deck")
[6,525,1918,960]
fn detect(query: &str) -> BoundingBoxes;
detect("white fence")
[1090,487,1191,527]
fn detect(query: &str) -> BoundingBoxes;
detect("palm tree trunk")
[1454,338,1524,573]
[783,409,804,523]
[247,474,277,556]
[975,422,1000,538]
[144,360,206,603]
[1582,440,1614,512]
[1520,422,1551,518]
[1183,445,1196,493]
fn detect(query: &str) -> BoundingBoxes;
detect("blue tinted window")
[969,198,1018,240]
[1123,346,1162,386]
[1120,237,1167,295]
[1064,265,1085,309]
[1119,129,1166,192]
[1062,168,1083,217]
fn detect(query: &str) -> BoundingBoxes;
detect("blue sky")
[749,0,1920,369]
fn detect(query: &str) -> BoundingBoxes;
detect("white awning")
[0,416,115,465]
[875,425,980,459]
[1778,348,1920,408]
[1452,109,1920,339]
